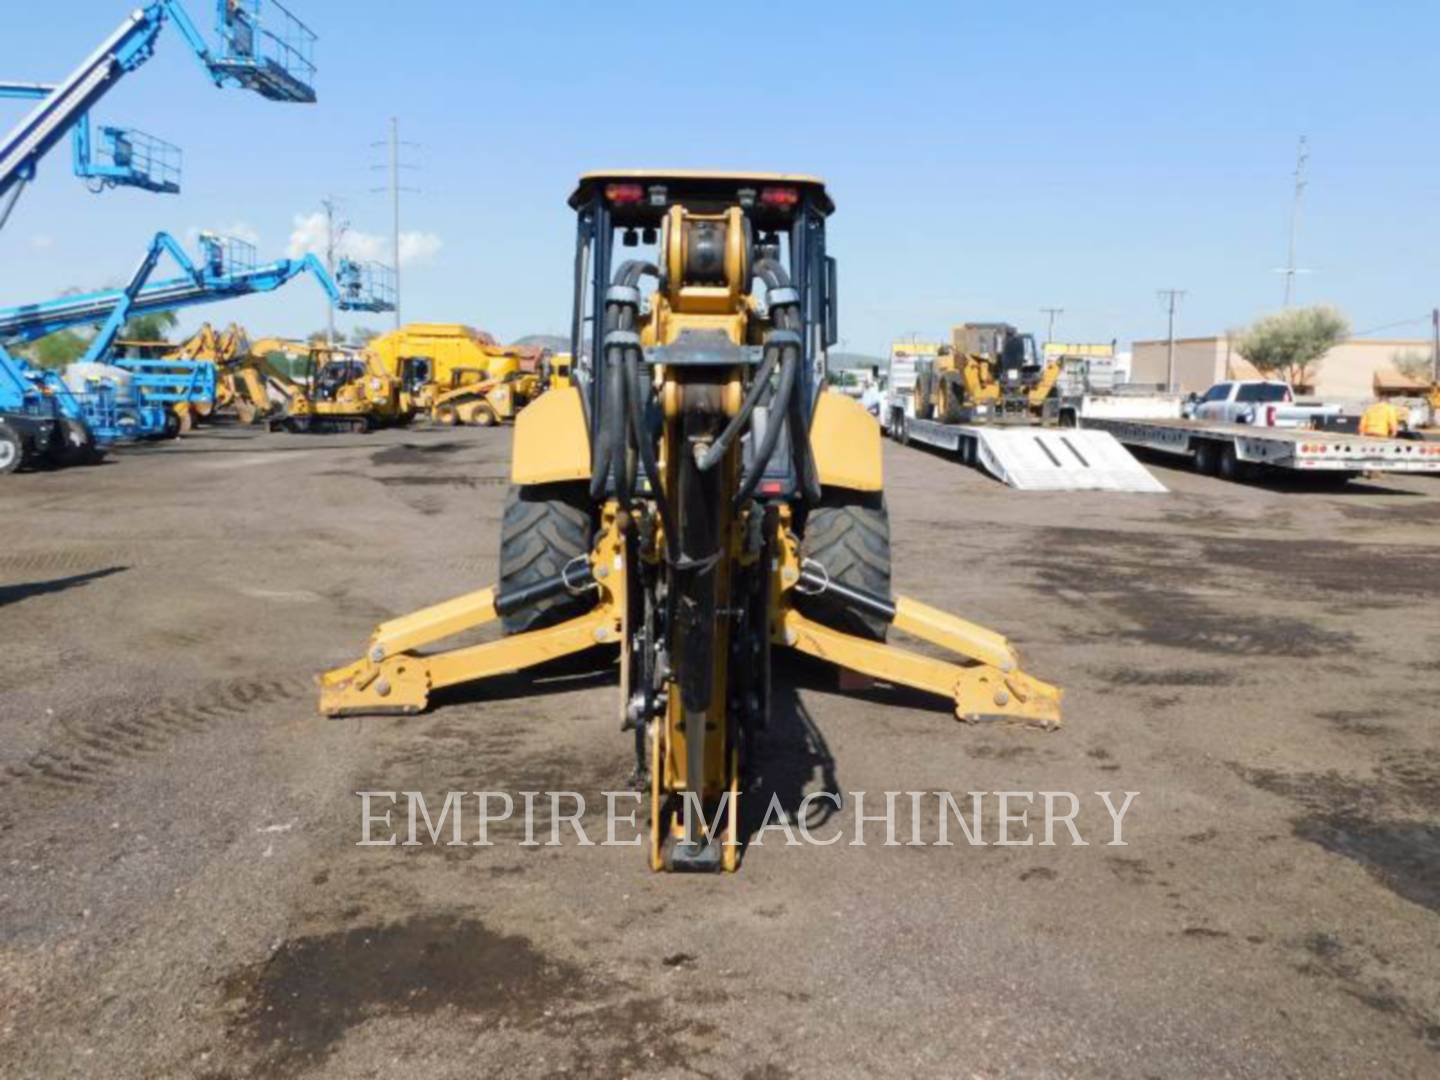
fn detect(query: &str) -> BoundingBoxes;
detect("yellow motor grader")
[321,171,1061,872]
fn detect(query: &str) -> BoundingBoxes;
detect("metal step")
[966,426,1167,493]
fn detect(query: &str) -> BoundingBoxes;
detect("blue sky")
[3,1,1437,355]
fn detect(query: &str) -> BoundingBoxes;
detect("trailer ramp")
[968,426,1167,492]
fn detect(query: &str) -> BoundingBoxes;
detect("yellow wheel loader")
[321,171,1061,872]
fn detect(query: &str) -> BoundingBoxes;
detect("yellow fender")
[809,390,882,492]
[511,385,591,485]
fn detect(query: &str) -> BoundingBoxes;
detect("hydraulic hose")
[733,258,808,505]
[694,347,778,473]
[733,332,799,506]
[625,341,677,560]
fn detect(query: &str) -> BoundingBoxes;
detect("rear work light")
[759,186,799,208]
[605,183,645,205]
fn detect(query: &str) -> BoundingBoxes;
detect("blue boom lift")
[0,1,317,230]
[0,232,395,471]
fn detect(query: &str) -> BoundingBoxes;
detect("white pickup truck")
[1184,380,1339,428]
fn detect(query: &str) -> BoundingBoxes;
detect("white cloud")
[188,221,261,247]
[287,211,441,269]
[30,234,53,251]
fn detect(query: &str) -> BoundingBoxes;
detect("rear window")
[1236,383,1290,403]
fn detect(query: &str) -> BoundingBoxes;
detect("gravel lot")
[1,424,1437,1078]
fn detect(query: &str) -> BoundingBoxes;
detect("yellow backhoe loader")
[321,171,1061,872]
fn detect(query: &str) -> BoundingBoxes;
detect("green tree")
[1392,348,1437,384]
[119,310,179,342]
[307,329,330,345]
[21,328,93,370]
[350,326,379,347]
[1233,305,1349,391]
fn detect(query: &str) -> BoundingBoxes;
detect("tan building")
[1130,335,1435,402]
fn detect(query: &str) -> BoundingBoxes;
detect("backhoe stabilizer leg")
[318,520,622,718]
[778,607,1062,729]
[318,608,621,717]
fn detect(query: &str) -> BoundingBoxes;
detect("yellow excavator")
[914,323,1061,423]
[321,171,1061,872]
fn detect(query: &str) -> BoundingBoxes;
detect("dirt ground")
[1,423,1437,1078]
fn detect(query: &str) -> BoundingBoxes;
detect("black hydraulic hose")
[694,346,778,473]
[607,327,632,506]
[588,301,620,500]
[734,336,799,506]
[625,342,677,560]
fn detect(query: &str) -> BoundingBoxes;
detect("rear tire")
[498,483,596,636]
[797,493,892,641]
[0,425,23,474]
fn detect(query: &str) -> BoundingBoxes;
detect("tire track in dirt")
[0,676,310,794]
[0,548,145,578]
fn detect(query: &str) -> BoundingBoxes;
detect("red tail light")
[1265,406,1277,425]
[759,480,785,495]
[605,183,645,205]
[759,186,799,208]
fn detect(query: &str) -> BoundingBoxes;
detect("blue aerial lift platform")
[0,232,395,464]
[0,1,317,228]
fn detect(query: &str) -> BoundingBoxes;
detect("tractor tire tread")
[498,483,595,635]
[798,496,892,641]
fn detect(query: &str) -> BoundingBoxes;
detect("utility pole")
[1040,307,1063,345]
[1157,289,1186,391]
[1281,135,1308,307]
[320,195,349,347]
[371,117,419,329]
[1432,307,1439,384]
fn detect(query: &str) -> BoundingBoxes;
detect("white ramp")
[967,427,1167,492]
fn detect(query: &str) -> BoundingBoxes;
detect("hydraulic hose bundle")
[589,256,823,563]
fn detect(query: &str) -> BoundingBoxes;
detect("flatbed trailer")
[889,409,1166,492]
[1082,416,1440,481]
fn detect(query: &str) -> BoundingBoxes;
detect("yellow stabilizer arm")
[318,514,626,717]
[777,600,1062,729]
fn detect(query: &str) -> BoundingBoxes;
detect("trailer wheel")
[1193,440,1218,476]
[498,482,596,636]
[797,492,892,642]
[0,425,23,474]
[1217,443,1243,482]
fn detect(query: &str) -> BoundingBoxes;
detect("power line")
[370,117,420,328]
[1157,289,1186,391]
[1352,315,1430,337]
